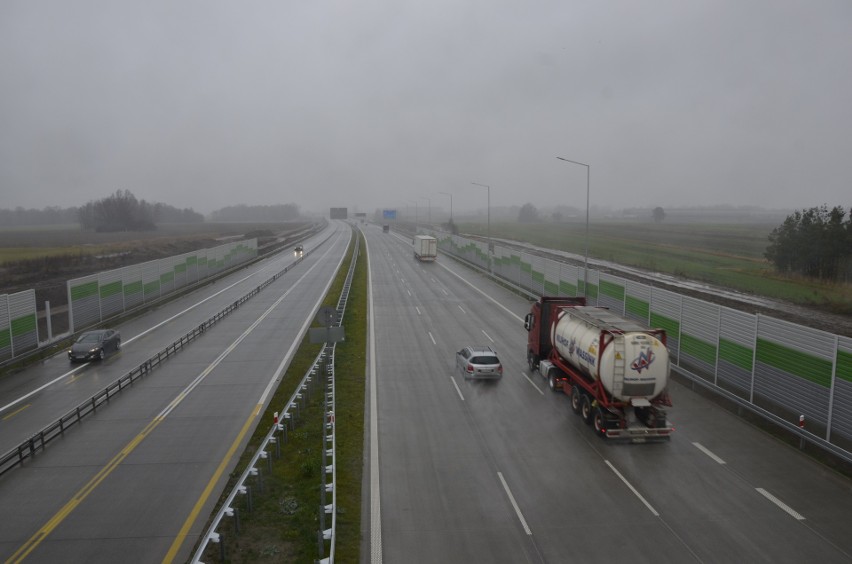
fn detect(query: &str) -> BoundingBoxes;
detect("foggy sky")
[1,1,850,217]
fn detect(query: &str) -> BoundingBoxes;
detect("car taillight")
[466,363,474,373]
[498,365,503,374]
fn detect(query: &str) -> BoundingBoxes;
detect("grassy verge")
[459,220,851,314]
[195,228,366,563]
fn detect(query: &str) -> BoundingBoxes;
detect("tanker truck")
[525,296,673,441]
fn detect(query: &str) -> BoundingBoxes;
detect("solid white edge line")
[437,262,524,322]
[0,365,87,414]
[428,332,436,345]
[481,329,494,342]
[756,488,805,520]
[415,306,421,315]
[457,305,466,314]
[605,460,660,516]
[366,235,384,564]
[497,472,532,535]
[450,376,465,401]
[521,372,545,395]
[692,442,726,465]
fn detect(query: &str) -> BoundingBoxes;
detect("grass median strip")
[195,229,366,563]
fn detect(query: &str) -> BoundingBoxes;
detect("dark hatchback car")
[68,329,121,362]
[456,345,503,380]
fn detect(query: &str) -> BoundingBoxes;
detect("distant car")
[68,329,121,362]
[382,225,390,233]
[294,245,304,257]
[456,345,503,380]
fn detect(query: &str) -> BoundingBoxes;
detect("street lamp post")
[439,191,453,225]
[471,182,491,272]
[556,157,590,297]
[421,197,431,224]
[405,200,418,232]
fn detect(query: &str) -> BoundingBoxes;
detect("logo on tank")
[631,348,655,373]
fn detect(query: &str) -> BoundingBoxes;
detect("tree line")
[765,205,852,282]
[77,190,204,231]
[0,191,203,231]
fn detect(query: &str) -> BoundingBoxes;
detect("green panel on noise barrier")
[544,280,559,295]
[11,314,36,336]
[837,350,852,383]
[600,279,625,300]
[100,281,122,298]
[756,338,832,388]
[70,281,98,301]
[559,280,577,297]
[124,281,143,295]
[680,333,717,365]
[650,313,680,337]
[0,328,11,347]
[625,296,649,319]
[719,338,753,371]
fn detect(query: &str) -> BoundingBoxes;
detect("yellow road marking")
[2,404,30,421]
[6,417,166,564]
[163,403,263,563]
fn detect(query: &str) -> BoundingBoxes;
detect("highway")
[365,224,852,563]
[0,222,351,563]
[2,220,852,563]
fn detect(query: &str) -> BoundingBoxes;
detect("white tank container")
[552,307,669,401]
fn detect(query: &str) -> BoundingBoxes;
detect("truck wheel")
[570,386,582,414]
[593,408,607,435]
[581,396,593,424]
[547,372,560,392]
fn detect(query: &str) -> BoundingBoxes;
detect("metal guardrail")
[318,228,358,563]
[192,227,359,564]
[0,233,336,478]
[193,346,327,563]
[319,345,337,563]
[672,365,852,465]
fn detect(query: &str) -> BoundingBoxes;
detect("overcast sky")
[1,1,850,217]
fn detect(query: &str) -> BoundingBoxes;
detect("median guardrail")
[192,227,359,563]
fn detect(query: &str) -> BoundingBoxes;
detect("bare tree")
[518,203,539,223]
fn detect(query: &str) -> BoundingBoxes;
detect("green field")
[458,219,851,314]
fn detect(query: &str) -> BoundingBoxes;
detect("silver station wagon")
[456,345,503,380]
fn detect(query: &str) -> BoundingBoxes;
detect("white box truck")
[413,235,438,261]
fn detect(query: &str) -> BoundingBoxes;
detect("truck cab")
[525,296,586,371]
